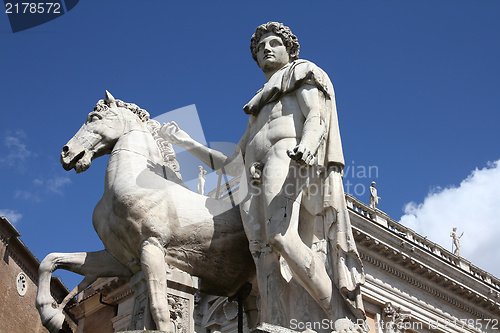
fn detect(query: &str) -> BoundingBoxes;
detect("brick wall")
[0,217,75,333]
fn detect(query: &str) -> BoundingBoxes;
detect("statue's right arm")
[160,121,247,177]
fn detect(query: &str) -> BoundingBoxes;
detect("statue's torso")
[244,92,304,166]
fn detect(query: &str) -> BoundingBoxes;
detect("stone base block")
[117,331,167,333]
[251,322,307,332]
[127,269,198,331]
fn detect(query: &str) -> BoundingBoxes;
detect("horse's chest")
[93,199,144,262]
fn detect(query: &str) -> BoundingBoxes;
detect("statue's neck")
[263,61,291,81]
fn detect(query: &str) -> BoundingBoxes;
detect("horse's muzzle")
[61,138,88,172]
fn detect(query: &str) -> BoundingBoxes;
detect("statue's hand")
[287,144,316,166]
[159,121,193,147]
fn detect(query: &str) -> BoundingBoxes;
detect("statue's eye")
[270,39,282,47]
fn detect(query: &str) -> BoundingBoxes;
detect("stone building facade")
[67,194,500,333]
[346,194,500,333]
[0,216,75,333]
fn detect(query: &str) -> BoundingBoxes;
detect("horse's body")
[36,92,255,332]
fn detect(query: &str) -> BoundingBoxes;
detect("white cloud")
[18,175,72,198]
[0,130,34,169]
[400,160,500,279]
[0,209,23,224]
[14,190,42,202]
[45,175,71,194]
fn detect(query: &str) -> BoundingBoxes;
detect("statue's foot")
[155,318,177,333]
[332,318,367,333]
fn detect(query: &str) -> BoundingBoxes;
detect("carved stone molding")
[381,302,411,333]
[360,251,496,319]
[353,219,500,314]
[250,322,301,332]
[168,294,190,333]
[346,194,500,293]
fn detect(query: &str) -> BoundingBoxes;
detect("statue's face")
[255,32,290,73]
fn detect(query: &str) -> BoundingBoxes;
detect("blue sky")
[1,1,499,289]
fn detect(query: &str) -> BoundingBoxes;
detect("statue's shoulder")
[290,59,321,69]
[287,59,333,97]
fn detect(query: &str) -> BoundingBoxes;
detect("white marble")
[160,22,365,332]
[36,91,255,332]
[369,181,380,209]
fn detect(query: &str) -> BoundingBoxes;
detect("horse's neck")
[106,121,163,192]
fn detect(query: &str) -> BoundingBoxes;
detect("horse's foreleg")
[36,253,68,332]
[36,250,131,333]
[140,238,175,332]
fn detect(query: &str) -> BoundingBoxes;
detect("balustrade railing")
[345,193,500,292]
[205,178,500,292]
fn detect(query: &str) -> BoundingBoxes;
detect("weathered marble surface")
[117,331,166,333]
[160,22,366,332]
[36,92,255,333]
[250,322,302,332]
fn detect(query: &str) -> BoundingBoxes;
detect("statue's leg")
[267,194,334,320]
[252,241,287,325]
[36,250,131,333]
[243,292,259,329]
[140,237,175,332]
[240,192,287,326]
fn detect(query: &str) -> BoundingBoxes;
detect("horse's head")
[61,91,148,173]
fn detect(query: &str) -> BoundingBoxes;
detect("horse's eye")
[87,112,102,123]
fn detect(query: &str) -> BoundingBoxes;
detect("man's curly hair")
[250,22,300,63]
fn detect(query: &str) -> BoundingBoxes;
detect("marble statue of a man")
[197,166,207,195]
[450,227,464,257]
[369,181,380,209]
[160,22,365,331]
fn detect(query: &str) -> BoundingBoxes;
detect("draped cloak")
[243,59,366,320]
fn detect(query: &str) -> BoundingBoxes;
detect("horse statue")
[36,91,255,332]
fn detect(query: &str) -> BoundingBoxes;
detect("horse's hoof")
[41,307,65,333]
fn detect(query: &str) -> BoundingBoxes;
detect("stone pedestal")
[128,268,199,332]
[118,331,167,333]
[250,322,303,332]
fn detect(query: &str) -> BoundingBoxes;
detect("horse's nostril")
[62,146,69,153]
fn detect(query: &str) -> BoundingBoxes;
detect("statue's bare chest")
[245,94,304,162]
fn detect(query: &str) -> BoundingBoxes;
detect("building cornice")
[346,194,500,293]
[362,275,482,333]
[346,200,500,320]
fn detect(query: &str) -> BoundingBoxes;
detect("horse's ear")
[105,90,117,107]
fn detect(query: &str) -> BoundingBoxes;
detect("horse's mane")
[94,99,182,180]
